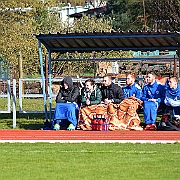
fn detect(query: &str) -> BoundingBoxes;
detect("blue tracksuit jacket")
[164,83,180,115]
[142,81,165,104]
[122,83,142,99]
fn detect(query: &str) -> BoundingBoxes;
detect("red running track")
[0,130,180,143]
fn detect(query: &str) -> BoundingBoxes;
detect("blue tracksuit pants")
[54,103,78,127]
[144,101,158,124]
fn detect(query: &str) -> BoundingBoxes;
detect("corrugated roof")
[36,31,180,53]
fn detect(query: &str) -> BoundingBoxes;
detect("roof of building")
[36,31,180,53]
[69,6,106,18]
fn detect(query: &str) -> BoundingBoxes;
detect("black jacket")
[56,76,80,103]
[101,82,124,104]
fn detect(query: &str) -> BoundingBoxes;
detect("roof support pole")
[48,50,53,121]
[38,40,48,121]
[45,54,48,100]
[177,49,180,79]
[173,55,177,76]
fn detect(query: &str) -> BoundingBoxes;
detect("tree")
[105,0,147,31]
[1,1,42,77]
[0,0,132,78]
[148,0,180,31]
[105,0,179,31]
[0,0,65,78]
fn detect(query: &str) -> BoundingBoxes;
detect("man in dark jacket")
[54,76,80,130]
[101,75,124,104]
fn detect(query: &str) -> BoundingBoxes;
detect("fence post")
[13,79,16,128]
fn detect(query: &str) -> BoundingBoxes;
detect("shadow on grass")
[0,112,46,130]
[19,123,44,130]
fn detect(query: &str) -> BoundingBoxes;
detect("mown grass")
[0,97,56,111]
[0,98,53,130]
[0,143,180,180]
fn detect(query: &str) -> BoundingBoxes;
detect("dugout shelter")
[36,31,180,121]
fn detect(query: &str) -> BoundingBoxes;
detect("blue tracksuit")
[142,81,165,124]
[164,83,180,115]
[122,83,142,99]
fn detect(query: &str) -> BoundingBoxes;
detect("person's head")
[63,76,73,90]
[102,75,112,86]
[168,76,178,89]
[85,79,95,92]
[146,71,156,84]
[126,72,136,86]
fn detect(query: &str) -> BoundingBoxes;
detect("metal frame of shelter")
[36,31,180,122]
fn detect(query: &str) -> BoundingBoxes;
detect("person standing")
[142,71,165,130]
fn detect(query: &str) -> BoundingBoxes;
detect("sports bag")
[158,114,180,131]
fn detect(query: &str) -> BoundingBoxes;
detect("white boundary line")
[0,140,179,143]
